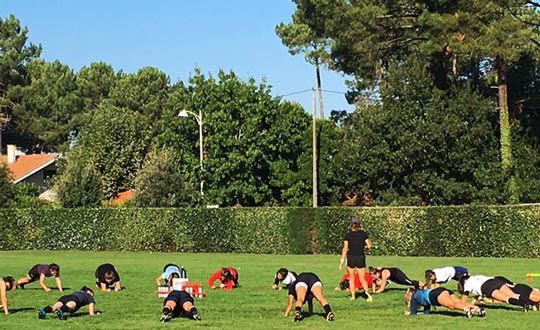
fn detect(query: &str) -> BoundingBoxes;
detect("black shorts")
[347,256,366,268]
[481,278,506,298]
[27,265,42,282]
[164,290,194,316]
[428,287,452,306]
[58,294,81,312]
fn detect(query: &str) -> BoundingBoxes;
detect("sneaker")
[533,303,539,312]
[192,312,201,321]
[18,283,25,290]
[475,307,486,317]
[366,294,373,303]
[160,312,172,323]
[326,311,335,321]
[56,309,64,320]
[293,311,302,322]
[464,307,472,318]
[38,309,46,320]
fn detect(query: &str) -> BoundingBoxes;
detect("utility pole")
[315,59,324,119]
[312,86,318,207]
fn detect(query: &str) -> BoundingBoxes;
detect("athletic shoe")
[160,312,172,323]
[326,311,335,321]
[192,312,201,321]
[475,306,486,317]
[532,303,539,312]
[293,311,302,322]
[18,283,25,290]
[464,307,472,318]
[366,294,373,303]
[56,309,64,320]
[38,309,46,320]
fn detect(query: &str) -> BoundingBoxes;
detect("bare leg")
[311,285,329,306]
[295,286,308,308]
[358,267,370,293]
[346,267,356,299]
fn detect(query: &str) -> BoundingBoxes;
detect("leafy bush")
[2,205,540,257]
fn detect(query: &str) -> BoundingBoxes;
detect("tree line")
[1,1,540,208]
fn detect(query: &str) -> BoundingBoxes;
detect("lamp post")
[178,109,204,196]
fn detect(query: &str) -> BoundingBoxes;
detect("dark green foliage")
[132,148,198,207]
[0,162,14,207]
[3,206,540,257]
[53,152,103,208]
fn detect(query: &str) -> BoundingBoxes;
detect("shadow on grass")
[481,304,524,312]
[432,310,466,317]
[8,307,35,314]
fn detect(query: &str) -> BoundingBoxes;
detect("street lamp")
[178,109,204,196]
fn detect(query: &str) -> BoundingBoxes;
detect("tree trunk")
[496,61,518,203]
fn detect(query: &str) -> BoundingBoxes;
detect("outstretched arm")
[375,272,388,293]
[39,273,50,291]
[55,277,63,292]
[88,303,95,315]
[284,295,294,316]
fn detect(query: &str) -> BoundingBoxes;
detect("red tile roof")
[107,189,135,205]
[1,153,59,183]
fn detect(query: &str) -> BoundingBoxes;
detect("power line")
[279,89,312,97]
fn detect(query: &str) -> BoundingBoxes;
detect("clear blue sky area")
[2,0,354,117]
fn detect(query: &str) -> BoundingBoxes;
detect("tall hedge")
[2,205,540,257]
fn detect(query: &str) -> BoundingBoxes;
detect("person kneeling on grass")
[284,272,334,322]
[155,263,182,287]
[17,263,63,292]
[160,290,201,322]
[404,287,485,318]
[1,276,16,315]
[208,267,239,290]
[95,263,122,291]
[38,286,95,320]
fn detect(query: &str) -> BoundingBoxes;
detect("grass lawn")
[1,251,540,329]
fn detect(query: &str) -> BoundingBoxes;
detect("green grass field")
[1,251,540,329]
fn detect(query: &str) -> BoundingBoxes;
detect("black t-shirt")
[95,263,120,284]
[343,230,369,257]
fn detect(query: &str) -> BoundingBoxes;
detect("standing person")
[0,276,16,315]
[159,290,201,322]
[37,286,95,320]
[458,274,529,310]
[338,216,372,301]
[95,263,122,291]
[17,263,63,292]
[208,267,239,290]
[284,272,334,322]
[404,287,485,317]
[155,263,181,286]
[272,268,297,290]
[370,266,420,293]
[425,266,468,287]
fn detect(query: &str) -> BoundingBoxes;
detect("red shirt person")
[338,272,374,291]
[208,267,239,290]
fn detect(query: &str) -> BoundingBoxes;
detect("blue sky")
[2,0,354,117]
